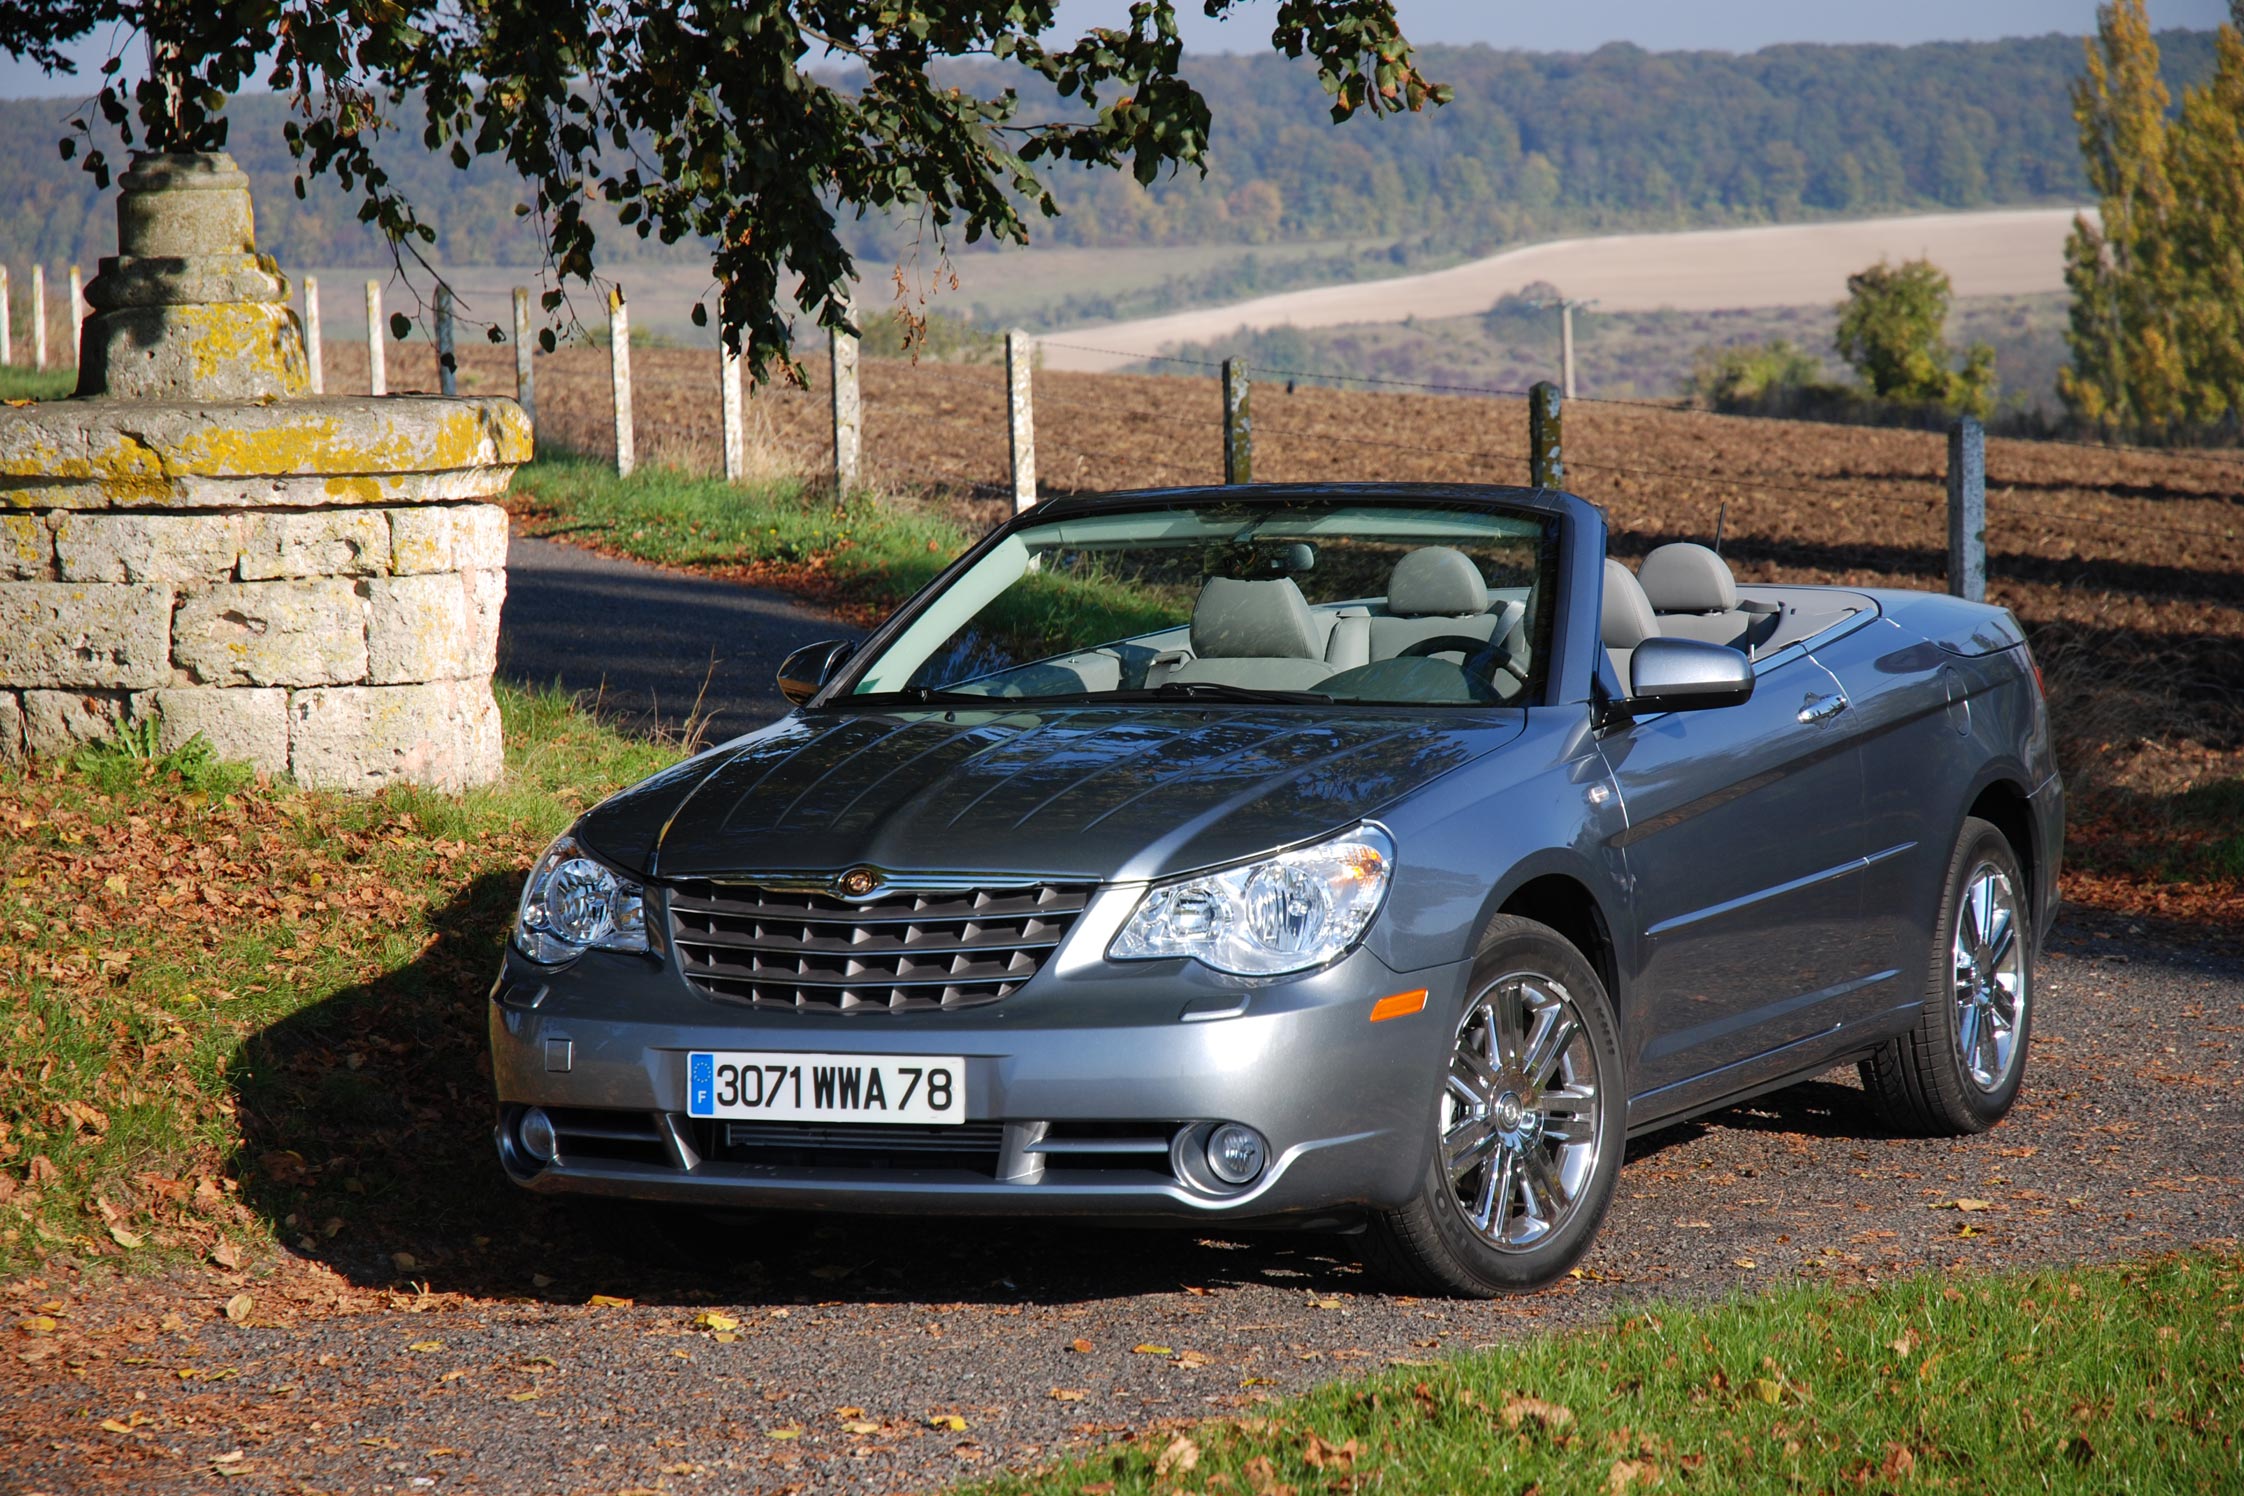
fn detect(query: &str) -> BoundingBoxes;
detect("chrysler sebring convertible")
[489,483,2060,1295]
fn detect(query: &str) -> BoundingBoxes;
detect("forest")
[0,30,2218,275]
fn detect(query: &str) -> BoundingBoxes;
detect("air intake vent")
[667,880,1092,1013]
[705,1120,1007,1174]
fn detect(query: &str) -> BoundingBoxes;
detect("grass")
[0,365,80,402]
[971,1252,2244,1496]
[0,682,677,1278]
[508,455,1184,661]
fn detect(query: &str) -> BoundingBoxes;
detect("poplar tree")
[2167,4,2244,423]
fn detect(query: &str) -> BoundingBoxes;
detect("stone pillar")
[0,152,526,791]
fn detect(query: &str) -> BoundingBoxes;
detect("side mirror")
[1628,637,1754,713]
[776,639,857,706]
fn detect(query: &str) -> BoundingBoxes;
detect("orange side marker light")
[1369,989,1429,1023]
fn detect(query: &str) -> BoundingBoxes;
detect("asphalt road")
[498,534,848,742]
[10,916,2240,1496]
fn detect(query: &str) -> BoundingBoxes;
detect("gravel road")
[9,918,2238,1496]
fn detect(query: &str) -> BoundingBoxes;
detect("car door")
[1597,647,1872,1103]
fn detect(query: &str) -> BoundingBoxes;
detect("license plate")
[685,1051,965,1125]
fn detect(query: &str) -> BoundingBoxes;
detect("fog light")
[519,1107,558,1164]
[1205,1123,1267,1186]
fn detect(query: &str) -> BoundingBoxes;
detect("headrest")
[1386,547,1489,618]
[1637,542,1738,615]
[1602,559,1659,650]
[1191,577,1324,660]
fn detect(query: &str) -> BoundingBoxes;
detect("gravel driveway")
[9,915,2238,1496]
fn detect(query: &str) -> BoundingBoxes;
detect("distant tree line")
[0,30,2219,274]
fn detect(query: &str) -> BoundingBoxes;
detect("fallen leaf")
[108,1224,145,1250]
[1751,1378,1783,1404]
[587,1294,633,1308]
[659,1462,700,1475]
[1155,1434,1200,1476]
[1132,1343,1173,1357]
[1175,1349,1212,1368]
[506,1391,538,1403]
[696,1312,740,1332]
[927,1414,968,1432]
[842,1419,882,1435]
[100,1418,135,1434]
[1302,1434,1359,1470]
[223,1294,252,1326]
[1070,1337,1094,1354]
[209,1240,243,1271]
[1309,1296,1344,1310]
[1881,1443,1918,1479]
[1500,1393,1575,1431]
[1608,1458,1658,1493]
[407,1340,442,1353]
[1049,1388,1089,1402]
[1731,1257,1757,1269]
[1943,1198,1994,1212]
[20,1316,57,1335]
[767,1426,804,1440]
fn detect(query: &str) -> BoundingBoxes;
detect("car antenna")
[1712,500,1726,556]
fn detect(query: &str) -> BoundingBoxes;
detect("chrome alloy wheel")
[1440,973,1605,1252]
[1952,860,2027,1091]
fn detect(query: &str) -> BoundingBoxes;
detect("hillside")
[0,31,2217,275]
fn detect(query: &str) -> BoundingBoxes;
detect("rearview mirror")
[1628,637,1753,713]
[776,639,857,706]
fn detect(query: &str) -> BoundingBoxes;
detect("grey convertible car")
[489,483,2060,1295]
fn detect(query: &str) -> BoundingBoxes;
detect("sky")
[0,0,2231,97]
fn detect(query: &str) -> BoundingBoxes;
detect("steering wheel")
[1396,633,1531,691]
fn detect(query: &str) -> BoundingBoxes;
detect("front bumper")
[488,934,1472,1225]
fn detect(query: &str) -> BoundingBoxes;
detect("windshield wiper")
[1102,681,1334,706]
[828,686,1003,708]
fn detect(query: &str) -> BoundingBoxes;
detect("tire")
[1359,915,1627,1297]
[1860,816,2034,1136]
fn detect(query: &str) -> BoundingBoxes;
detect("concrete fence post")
[720,331,746,483]
[364,280,385,396]
[1223,357,1252,485]
[1529,380,1564,489]
[1007,329,1038,512]
[302,276,323,394]
[1947,415,1987,603]
[608,285,634,477]
[68,265,85,370]
[512,287,535,441]
[830,321,860,496]
[1,266,11,366]
[435,282,457,396]
[31,265,46,371]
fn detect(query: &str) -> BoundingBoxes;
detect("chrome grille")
[706,1120,1006,1173]
[667,879,1093,1013]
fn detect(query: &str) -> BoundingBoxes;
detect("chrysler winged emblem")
[835,866,883,899]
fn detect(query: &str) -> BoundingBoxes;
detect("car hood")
[582,704,1524,884]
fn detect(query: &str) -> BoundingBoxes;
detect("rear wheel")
[1861,816,2033,1135]
[1359,917,1626,1297]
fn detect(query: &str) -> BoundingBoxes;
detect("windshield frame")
[811,484,1589,713]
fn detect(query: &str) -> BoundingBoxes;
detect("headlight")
[514,833,648,964]
[1110,824,1394,976]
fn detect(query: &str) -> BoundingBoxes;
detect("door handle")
[1798,692,1848,725]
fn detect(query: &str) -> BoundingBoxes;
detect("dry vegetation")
[342,341,2244,933]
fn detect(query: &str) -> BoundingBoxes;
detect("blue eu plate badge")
[688,1052,715,1114]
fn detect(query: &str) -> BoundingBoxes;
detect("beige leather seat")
[1369,547,1522,665]
[1638,543,1764,651]
[1602,558,1659,684]
[1164,577,1339,691]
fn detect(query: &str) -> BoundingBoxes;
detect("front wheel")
[1860,816,2033,1135]
[1359,916,1626,1297]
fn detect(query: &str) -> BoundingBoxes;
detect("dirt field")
[1042,208,2082,371]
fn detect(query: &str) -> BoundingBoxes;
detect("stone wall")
[0,501,508,789]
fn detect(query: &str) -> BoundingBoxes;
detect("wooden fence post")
[365,280,385,396]
[302,276,323,394]
[830,321,860,496]
[1529,380,1563,489]
[512,287,535,441]
[1,266,11,366]
[1008,329,1038,511]
[1947,416,1987,603]
[609,285,634,477]
[68,265,84,371]
[435,282,457,396]
[720,330,746,483]
[31,265,45,371]
[1223,357,1252,484]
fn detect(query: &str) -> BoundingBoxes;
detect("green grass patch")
[509,456,1187,665]
[0,682,677,1278]
[0,365,79,402]
[974,1253,2244,1496]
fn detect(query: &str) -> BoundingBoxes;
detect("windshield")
[842,496,1560,707]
